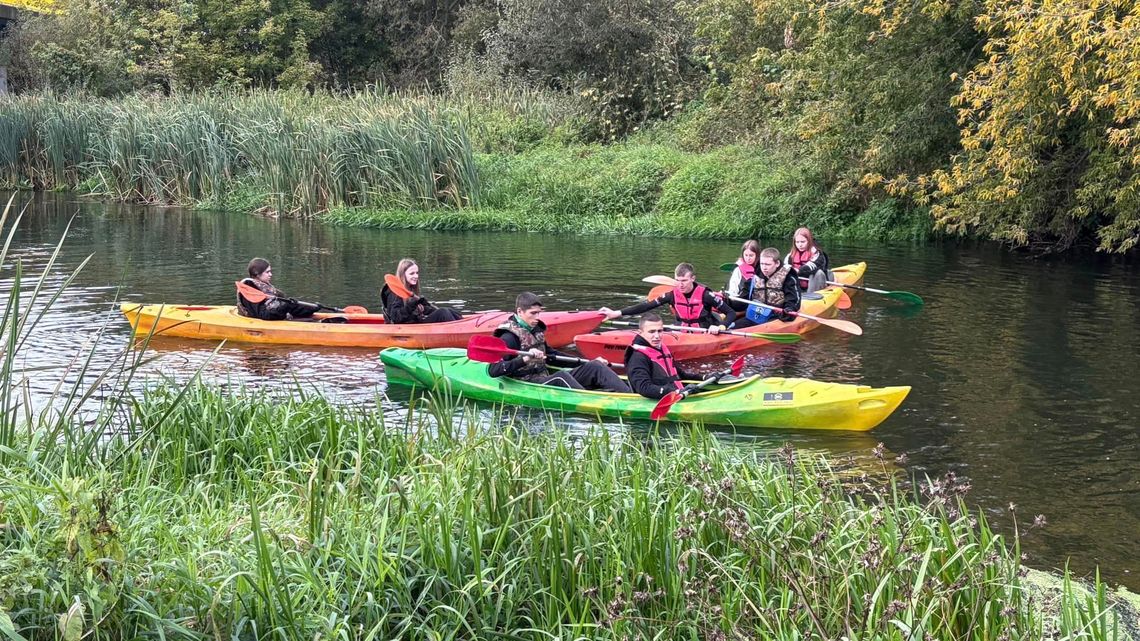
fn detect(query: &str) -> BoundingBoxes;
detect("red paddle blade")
[836,290,852,310]
[729,356,745,377]
[647,284,672,301]
[650,391,683,421]
[466,335,513,363]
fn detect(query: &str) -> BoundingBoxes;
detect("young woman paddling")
[726,239,761,314]
[235,258,322,321]
[732,247,801,328]
[380,258,463,324]
[785,227,830,292]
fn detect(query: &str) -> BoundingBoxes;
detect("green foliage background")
[1,0,1138,251]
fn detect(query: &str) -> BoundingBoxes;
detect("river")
[2,191,1138,590]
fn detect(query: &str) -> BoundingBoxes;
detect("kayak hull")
[380,347,909,431]
[120,304,604,349]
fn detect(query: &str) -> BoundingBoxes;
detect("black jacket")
[749,269,801,322]
[381,284,439,324]
[623,335,699,400]
[618,284,734,328]
[486,319,571,378]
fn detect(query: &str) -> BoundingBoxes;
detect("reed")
[0,91,489,214]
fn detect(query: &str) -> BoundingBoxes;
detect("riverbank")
[0,383,1129,640]
[0,92,934,243]
[322,143,933,241]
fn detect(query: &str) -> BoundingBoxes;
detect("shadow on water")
[4,190,1140,590]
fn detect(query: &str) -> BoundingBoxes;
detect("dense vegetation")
[1,0,1138,251]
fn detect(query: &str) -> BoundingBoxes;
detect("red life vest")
[736,258,756,281]
[790,247,824,289]
[672,283,707,327]
[788,248,809,271]
[637,343,684,390]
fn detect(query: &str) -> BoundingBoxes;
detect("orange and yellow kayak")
[120,304,605,349]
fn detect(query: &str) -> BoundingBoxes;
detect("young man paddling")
[600,263,733,330]
[732,247,801,328]
[624,313,700,399]
[236,258,322,321]
[488,292,631,392]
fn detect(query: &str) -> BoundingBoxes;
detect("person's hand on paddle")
[522,348,546,364]
[599,307,621,321]
[708,325,723,335]
[593,356,609,364]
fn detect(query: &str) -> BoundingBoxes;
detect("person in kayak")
[732,247,801,328]
[726,239,761,314]
[235,258,322,321]
[624,313,700,400]
[599,263,732,330]
[785,226,830,292]
[380,258,463,324]
[489,292,631,392]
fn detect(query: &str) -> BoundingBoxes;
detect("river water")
[3,192,1138,589]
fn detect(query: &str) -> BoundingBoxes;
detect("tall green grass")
[1,383,1129,640]
[0,91,485,214]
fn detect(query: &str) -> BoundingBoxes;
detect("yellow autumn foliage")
[4,0,63,12]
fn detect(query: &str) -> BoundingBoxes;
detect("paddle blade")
[642,275,678,286]
[647,284,672,301]
[836,290,853,310]
[466,335,514,363]
[751,332,802,344]
[344,305,369,314]
[719,262,736,272]
[817,317,863,336]
[888,291,925,306]
[729,356,745,377]
[650,391,683,420]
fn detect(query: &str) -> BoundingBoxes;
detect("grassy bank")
[0,384,1126,640]
[326,143,932,241]
[0,91,933,241]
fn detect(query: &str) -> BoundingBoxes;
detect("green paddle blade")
[719,262,736,272]
[887,291,925,306]
[750,332,802,344]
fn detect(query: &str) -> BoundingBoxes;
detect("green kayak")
[380,348,910,431]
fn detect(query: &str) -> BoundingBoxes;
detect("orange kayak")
[572,262,866,361]
[120,304,605,349]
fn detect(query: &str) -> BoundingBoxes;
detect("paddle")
[826,280,924,306]
[725,294,863,336]
[604,320,802,344]
[467,335,616,367]
[646,284,672,300]
[650,356,745,420]
[315,303,369,314]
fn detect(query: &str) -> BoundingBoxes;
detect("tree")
[915,0,1140,252]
